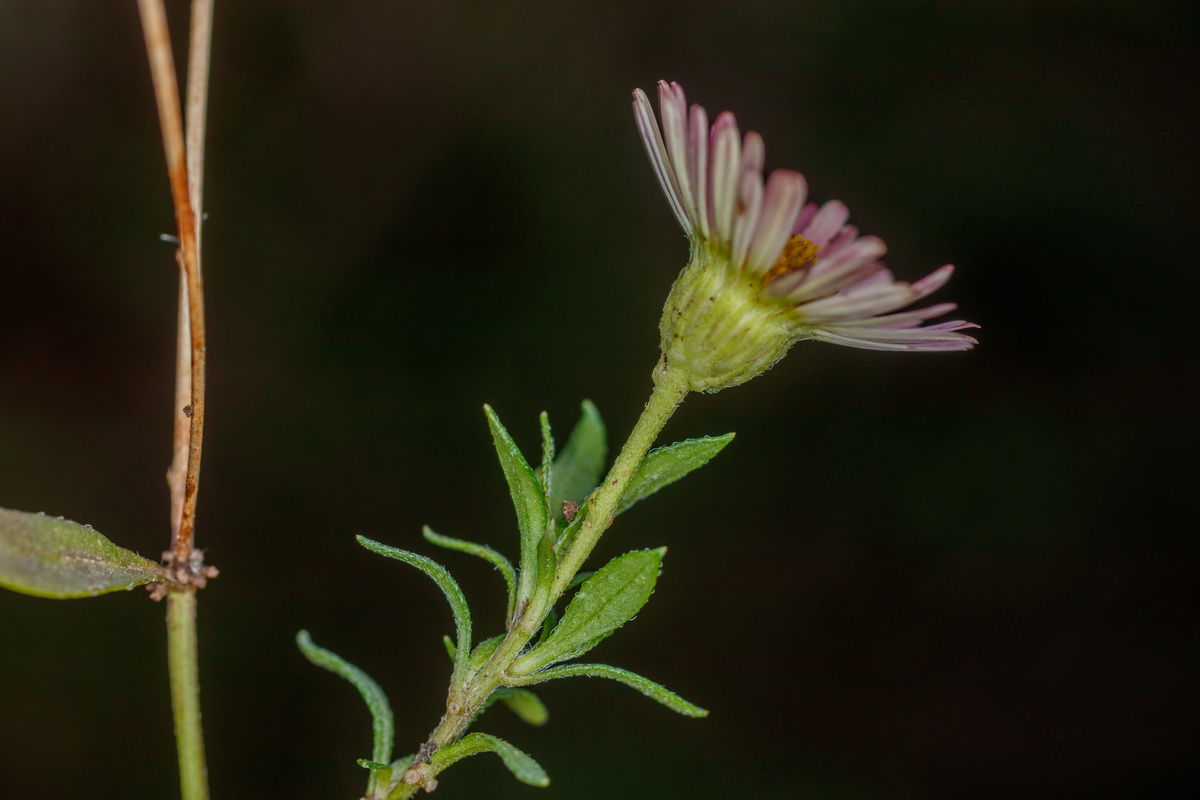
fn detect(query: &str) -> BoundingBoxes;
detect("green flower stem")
[168,590,209,800]
[383,362,689,799]
[550,359,688,598]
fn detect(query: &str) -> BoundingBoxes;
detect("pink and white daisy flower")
[633,81,977,392]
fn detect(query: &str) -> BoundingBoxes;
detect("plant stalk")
[138,2,215,799]
[168,591,209,800]
[385,361,690,798]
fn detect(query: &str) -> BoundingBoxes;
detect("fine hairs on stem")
[136,2,216,799]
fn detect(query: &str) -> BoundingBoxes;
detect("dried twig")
[137,3,215,799]
[138,0,208,576]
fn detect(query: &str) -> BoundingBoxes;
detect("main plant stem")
[168,591,206,800]
[387,361,689,798]
[138,2,215,799]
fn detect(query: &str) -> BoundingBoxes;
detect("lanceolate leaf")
[296,630,395,766]
[422,526,517,618]
[0,508,165,599]
[549,400,607,518]
[615,434,735,515]
[430,732,549,788]
[538,411,555,504]
[483,405,549,607]
[357,536,473,686]
[511,662,708,718]
[512,548,663,674]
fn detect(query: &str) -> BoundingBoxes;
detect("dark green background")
[1,1,1196,798]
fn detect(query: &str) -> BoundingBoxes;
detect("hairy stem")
[168,591,208,800]
[384,361,689,798]
[551,359,688,597]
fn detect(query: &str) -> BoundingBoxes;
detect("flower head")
[634,81,977,392]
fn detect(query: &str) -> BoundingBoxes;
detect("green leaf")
[511,662,708,718]
[494,688,550,726]
[537,605,558,644]
[538,411,555,503]
[358,759,390,771]
[567,570,595,591]
[549,401,607,518]
[553,497,588,551]
[430,732,549,788]
[0,508,165,598]
[296,630,394,765]
[357,536,473,686]
[423,526,516,619]
[615,434,735,515]
[483,405,549,608]
[468,634,506,671]
[511,548,664,675]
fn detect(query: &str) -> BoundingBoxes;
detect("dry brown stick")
[186,0,213,222]
[137,0,208,576]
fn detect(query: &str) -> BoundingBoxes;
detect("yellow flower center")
[761,235,821,287]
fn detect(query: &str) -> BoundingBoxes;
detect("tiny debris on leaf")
[561,501,579,524]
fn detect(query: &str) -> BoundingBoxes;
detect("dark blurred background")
[1,1,1197,798]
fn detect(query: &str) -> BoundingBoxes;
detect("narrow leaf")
[358,760,390,771]
[615,434,735,515]
[483,405,549,607]
[537,606,558,645]
[469,634,506,671]
[495,688,550,726]
[512,548,663,674]
[538,411,555,503]
[430,732,549,787]
[357,536,473,685]
[512,662,708,718]
[423,526,516,618]
[553,498,588,551]
[549,401,607,517]
[297,630,394,765]
[0,508,165,598]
